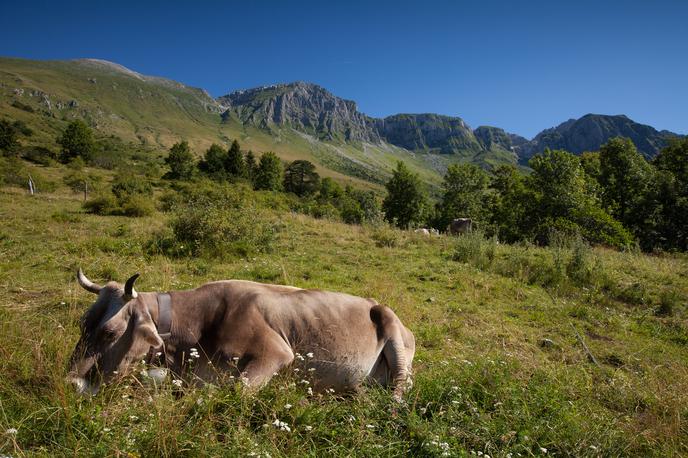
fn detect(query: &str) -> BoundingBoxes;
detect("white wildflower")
[272,419,291,432]
[5,428,17,435]
[365,424,375,429]
[172,379,183,387]
[306,352,314,358]
[307,387,313,395]
[129,415,139,421]
[103,427,111,433]
[284,404,292,409]
[296,355,305,361]
[540,447,548,454]
[308,367,316,372]
[304,425,313,431]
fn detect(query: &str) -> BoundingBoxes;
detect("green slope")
[1,57,451,189]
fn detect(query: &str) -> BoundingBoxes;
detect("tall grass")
[0,165,687,456]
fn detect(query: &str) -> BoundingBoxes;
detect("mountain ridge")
[0,56,683,189]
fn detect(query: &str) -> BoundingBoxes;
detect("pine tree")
[382,161,427,228]
[245,150,257,181]
[283,160,320,196]
[199,144,228,179]
[164,141,195,180]
[253,152,283,191]
[225,140,246,178]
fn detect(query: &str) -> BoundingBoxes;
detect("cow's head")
[67,269,163,395]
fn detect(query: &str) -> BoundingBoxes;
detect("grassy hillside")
[0,162,686,456]
[0,57,446,190]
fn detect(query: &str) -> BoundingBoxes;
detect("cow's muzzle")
[67,376,99,396]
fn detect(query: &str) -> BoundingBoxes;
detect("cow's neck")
[141,292,173,340]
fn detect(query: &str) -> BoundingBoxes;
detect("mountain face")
[217,82,380,143]
[516,114,680,161]
[375,114,482,155]
[219,84,510,162]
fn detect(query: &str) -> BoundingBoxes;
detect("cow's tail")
[372,305,415,401]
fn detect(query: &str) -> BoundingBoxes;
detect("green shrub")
[111,174,153,199]
[83,193,119,215]
[371,225,403,248]
[169,196,279,258]
[452,231,497,270]
[63,170,102,195]
[656,289,681,317]
[21,146,57,166]
[0,157,56,192]
[119,195,155,217]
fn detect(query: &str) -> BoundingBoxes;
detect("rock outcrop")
[218,82,380,143]
[376,114,482,155]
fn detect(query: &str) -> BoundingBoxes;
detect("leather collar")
[156,293,172,339]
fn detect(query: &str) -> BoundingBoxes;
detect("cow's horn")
[77,268,102,294]
[124,273,140,300]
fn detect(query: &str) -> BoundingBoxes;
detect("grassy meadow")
[0,161,687,457]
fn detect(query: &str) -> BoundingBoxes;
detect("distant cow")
[68,270,416,400]
[414,228,430,235]
[448,218,472,235]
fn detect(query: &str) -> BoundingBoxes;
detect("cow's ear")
[133,306,163,348]
[137,320,163,348]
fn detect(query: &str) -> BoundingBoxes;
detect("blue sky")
[1,0,686,138]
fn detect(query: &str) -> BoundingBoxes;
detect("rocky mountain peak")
[218,81,377,142]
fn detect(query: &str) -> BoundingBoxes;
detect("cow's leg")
[239,333,294,389]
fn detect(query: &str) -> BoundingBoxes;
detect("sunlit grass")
[0,164,687,456]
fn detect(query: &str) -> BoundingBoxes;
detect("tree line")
[383,137,688,252]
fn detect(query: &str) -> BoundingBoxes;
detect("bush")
[83,193,119,215]
[21,146,57,166]
[0,157,56,192]
[63,170,102,195]
[111,174,153,199]
[119,195,155,217]
[168,194,279,258]
[655,289,680,317]
[371,225,404,248]
[452,231,497,270]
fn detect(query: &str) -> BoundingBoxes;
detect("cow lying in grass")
[68,270,415,400]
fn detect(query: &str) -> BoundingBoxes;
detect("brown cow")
[68,270,415,400]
